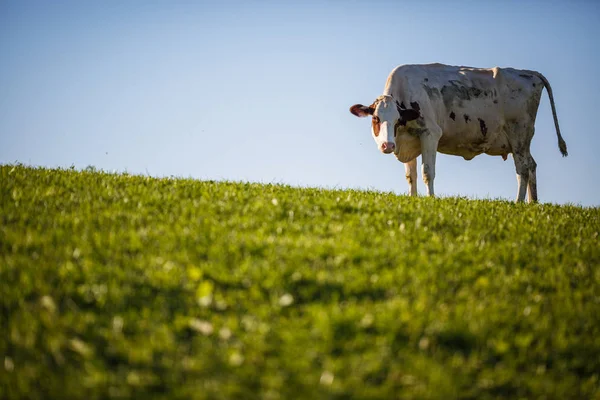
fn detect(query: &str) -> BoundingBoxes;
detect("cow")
[349,63,568,203]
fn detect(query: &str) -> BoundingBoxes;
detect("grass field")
[1,164,599,399]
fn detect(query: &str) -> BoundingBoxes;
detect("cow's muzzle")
[381,142,395,154]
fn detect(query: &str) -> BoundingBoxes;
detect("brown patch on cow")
[478,118,488,136]
[372,116,380,137]
[463,114,470,123]
[449,111,456,121]
[502,154,508,161]
[410,101,420,112]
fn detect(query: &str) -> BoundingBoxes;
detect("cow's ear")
[399,109,420,122]
[350,104,373,117]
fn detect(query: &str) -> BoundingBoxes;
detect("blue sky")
[1,1,599,206]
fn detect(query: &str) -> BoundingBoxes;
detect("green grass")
[1,164,599,399]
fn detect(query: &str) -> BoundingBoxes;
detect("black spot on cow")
[441,81,471,108]
[399,109,420,125]
[424,78,429,82]
[410,101,420,112]
[532,83,536,87]
[440,80,490,108]
[478,118,488,136]
[396,100,420,127]
[422,85,441,99]
[396,119,406,128]
[407,127,428,137]
[493,99,498,104]
[514,149,524,158]
[463,114,470,123]
[449,111,456,121]
[519,74,533,79]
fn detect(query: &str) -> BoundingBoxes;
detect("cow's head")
[350,95,420,154]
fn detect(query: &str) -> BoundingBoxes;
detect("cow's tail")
[530,71,568,157]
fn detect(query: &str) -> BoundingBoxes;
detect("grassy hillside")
[1,164,599,399]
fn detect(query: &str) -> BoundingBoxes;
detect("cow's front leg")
[404,158,418,196]
[420,128,441,197]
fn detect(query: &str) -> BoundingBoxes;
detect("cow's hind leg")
[508,121,537,203]
[404,158,418,196]
[513,150,537,203]
[527,156,538,203]
[513,151,529,202]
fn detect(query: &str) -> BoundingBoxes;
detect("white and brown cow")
[350,63,567,203]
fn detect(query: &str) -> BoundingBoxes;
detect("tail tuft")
[559,138,568,157]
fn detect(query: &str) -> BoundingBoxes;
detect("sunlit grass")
[1,164,599,399]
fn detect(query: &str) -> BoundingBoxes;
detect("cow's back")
[386,64,544,121]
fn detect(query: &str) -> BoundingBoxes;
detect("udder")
[484,133,512,159]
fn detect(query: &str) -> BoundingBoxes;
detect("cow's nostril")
[382,142,395,152]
